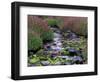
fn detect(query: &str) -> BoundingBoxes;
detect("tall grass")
[28,15,54,45]
[58,17,88,36]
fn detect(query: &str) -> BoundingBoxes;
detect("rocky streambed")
[28,26,87,66]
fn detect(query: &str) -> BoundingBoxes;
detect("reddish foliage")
[28,15,51,37]
[28,15,49,31]
[28,15,87,36]
[57,16,87,35]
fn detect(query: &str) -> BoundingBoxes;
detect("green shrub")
[28,36,43,51]
[41,30,54,42]
[47,19,59,27]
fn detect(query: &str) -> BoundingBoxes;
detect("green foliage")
[41,30,54,42]
[39,56,48,61]
[47,19,59,26]
[28,16,88,66]
[48,57,60,65]
[28,55,40,64]
[36,49,44,55]
[62,37,87,50]
[61,49,69,55]
[28,36,43,51]
[36,49,48,60]
[62,37,87,57]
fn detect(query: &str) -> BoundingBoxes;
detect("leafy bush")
[28,35,43,51]
[47,19,59,27]
[41,30,54,42]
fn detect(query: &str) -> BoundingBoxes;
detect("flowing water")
[28,27,85,66]
[51,27,63,51]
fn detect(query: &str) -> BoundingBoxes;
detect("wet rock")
[58,56,72,60]
[43,51,49,55]
[44,44,51,51]
[73,56,82,61]
[28,49,34,56]
[40,61,50,66]
[64,62,72,65]
[55,61,61,65]
[53,33,62,38]
[51,46,62,51]
[28,49,39,56]
[53,43,57,46]
[51,51,58,58]
[68,48,78,56]
[66,32,78,40]
[72,56,83,64]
